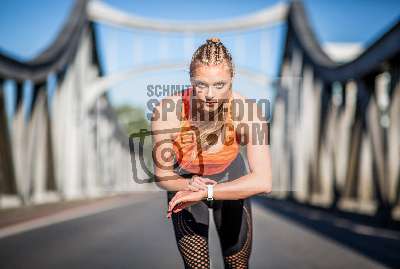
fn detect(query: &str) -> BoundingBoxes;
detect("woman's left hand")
[167,189,207,218]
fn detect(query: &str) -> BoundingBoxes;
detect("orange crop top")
[172,87,240,175]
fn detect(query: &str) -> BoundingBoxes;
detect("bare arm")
[151,99,190,192]
[210,101,272,200]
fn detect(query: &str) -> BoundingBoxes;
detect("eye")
[197,83,207,89]
[215,83,225,89]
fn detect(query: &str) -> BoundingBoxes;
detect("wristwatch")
[206,184,214,201]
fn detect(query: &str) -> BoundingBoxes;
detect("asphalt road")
[0,193,390,269]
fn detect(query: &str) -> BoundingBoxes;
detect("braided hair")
[190,37,235,78]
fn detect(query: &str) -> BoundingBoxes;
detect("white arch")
[84,61,273,110]
[88,0,288,33]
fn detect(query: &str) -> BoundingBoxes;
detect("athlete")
[151,37,272,269]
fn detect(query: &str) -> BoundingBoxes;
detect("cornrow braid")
[190,37,235,78]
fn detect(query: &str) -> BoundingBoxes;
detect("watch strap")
[207,184,214,201]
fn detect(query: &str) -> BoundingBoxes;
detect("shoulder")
[158,93,182,111]
[150,93,182,132]
[231,91,245,102]
[231,91,269,143]
[231,91,265,124]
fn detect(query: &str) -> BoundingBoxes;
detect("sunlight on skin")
[190,62,233,112]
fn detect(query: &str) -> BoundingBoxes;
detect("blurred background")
[0,0,399,268]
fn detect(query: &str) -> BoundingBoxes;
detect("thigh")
[167,192,211,269]
[212,151,253,254]
[213,199,253,268]
[213,152,253,268]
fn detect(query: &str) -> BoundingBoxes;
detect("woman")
[151,37,272,269]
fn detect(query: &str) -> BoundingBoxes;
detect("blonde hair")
[189,37,235,150]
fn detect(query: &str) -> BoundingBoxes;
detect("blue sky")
[1,0,399,118]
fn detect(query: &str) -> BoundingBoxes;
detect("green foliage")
[115,104,150,135]
[115,104,152,163]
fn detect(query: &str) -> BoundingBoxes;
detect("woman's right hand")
[185,175,217,191]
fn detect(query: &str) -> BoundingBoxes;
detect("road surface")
[0,192,391,269]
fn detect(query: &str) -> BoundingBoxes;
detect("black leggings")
[167,153,253,269]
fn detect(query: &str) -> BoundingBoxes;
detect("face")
[190,62,232,112]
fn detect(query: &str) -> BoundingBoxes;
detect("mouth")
[205,102,217,107]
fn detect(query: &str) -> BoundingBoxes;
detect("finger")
[192,180,205,190]
[193,175,206,182]
[169,198,179,212]
[202,178,218,185]
[194,177,211,188]
[193,177,205,185]
[173,201,197,214]
[172,203,185,213]
[169,198,181,212]
[185,178,194,191]
[174,206,185,213]
[171,197,187,212]
[196,176,217,185]
[173,202,189,213]
[169,193,182,211]
[194,178,214,189]
[188,184,200,191]
[169,196,177,211]
[188,179,198,191]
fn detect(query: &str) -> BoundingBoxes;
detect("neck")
[189,102,227,124]
[188,94,232,124]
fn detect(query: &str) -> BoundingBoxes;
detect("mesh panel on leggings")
[173,209,210,269]
[223,206,252,269]
[178,234,210,269]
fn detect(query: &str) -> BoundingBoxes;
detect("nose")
[205,87,214,99]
